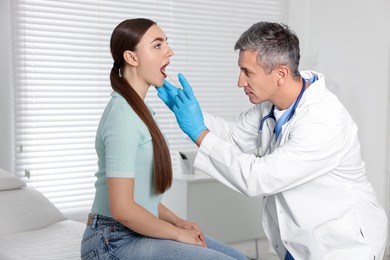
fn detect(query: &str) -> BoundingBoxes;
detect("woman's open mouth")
[160,63,169,78]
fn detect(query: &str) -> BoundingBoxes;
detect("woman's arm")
[107,178,205,247]
[158,203,206,245]
[158,202,181,226]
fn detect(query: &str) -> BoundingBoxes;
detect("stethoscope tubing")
[257,78,306,157]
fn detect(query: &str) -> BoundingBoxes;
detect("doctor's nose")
[237,75,247,88]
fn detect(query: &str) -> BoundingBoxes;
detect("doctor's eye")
[241,68,250,76]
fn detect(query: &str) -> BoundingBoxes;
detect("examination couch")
[0,168,85,260]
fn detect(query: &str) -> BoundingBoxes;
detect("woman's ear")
[123,50,138,66]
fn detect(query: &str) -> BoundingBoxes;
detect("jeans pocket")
[81,228,102,259]
[81,249,98,260]
[82,230,101,244]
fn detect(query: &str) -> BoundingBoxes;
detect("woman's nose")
[167,46,174,57]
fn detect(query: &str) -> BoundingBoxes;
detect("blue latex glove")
[156,80,178,111]
[158,73,207,142]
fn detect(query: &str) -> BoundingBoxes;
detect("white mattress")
[0,220,85,260]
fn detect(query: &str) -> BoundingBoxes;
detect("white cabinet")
[162,170,265,243]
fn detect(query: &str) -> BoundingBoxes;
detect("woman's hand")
[157,203,207,246]
[174,219,207,247]
[176,227,206,247]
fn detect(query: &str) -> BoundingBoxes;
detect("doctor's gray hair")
[234,21,301,79]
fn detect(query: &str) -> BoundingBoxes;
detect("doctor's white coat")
[194,71,387,260]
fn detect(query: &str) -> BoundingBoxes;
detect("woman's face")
[134,24,174,88]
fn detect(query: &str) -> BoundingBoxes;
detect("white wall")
[289,0,390,208]
[0,0,13,172]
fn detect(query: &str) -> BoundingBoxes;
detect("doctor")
[157,21,388,259]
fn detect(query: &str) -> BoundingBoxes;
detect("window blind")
[11,0,288,215]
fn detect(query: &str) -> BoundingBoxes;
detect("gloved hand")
[158,73,207,142]
[156,80,178,111]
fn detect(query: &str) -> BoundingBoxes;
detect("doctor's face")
[237,50,278,104]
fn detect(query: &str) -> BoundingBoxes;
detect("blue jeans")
[80,214,248,260]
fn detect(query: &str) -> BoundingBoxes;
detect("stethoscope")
[256,78,306,157]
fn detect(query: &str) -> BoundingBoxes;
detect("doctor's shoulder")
[300,94,357,144]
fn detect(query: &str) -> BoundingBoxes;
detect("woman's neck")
[123,70,148,100]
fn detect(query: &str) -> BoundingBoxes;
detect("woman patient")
[80,18,247,260]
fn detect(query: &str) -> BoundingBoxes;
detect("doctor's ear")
[123,50,138,66]
[276,65,289,85]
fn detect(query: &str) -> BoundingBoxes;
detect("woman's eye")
[154,43,162,49]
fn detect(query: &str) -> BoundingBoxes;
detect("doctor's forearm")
[195,129,210,146]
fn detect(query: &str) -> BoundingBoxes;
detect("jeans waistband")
[87,213,118,227]
[87,213,135,234]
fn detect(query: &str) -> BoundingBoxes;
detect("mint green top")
[91,91,162,217]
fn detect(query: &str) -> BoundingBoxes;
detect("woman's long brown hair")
[109,18,172,194]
